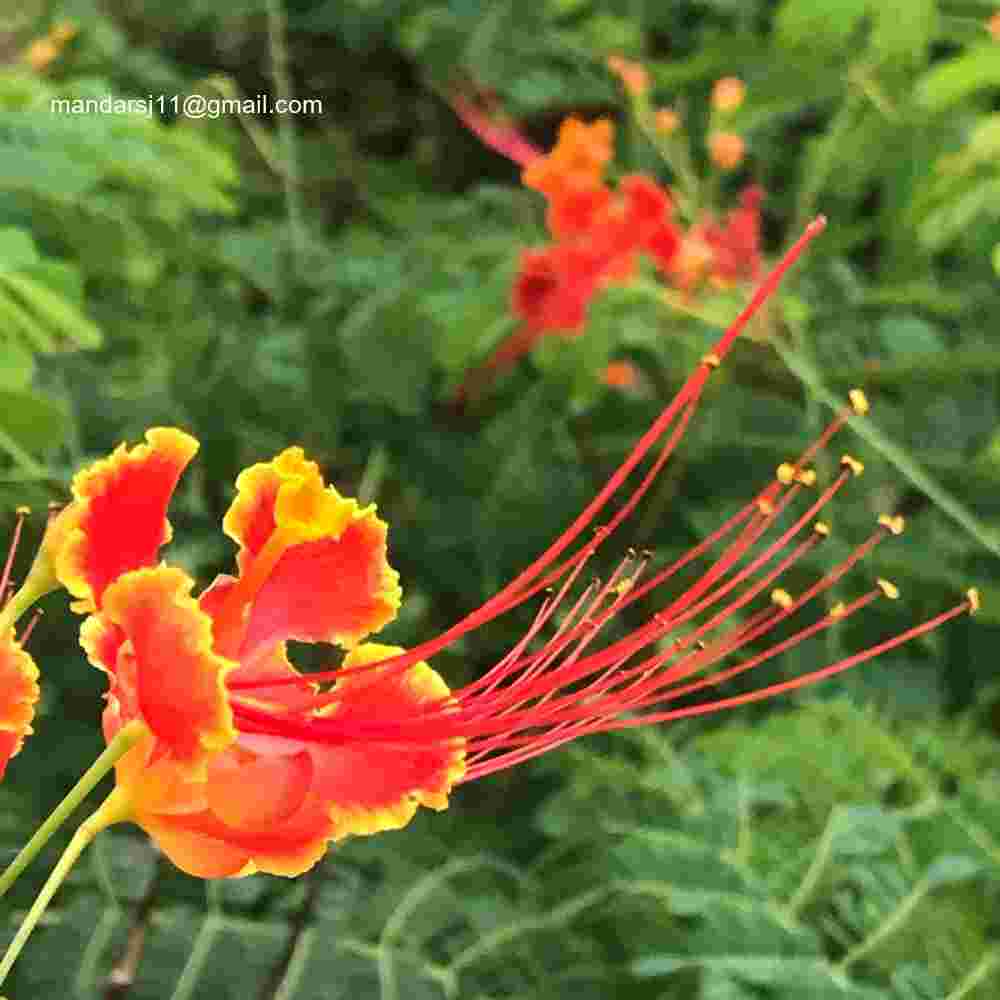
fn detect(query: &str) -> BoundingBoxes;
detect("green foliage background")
[1,0,999,996]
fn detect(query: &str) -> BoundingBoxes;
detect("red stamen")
[231,220,827,696]
[1,507,29,602]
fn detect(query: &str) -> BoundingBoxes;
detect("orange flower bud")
[603,360,640,389]
[711,76,746,113]
[988,12,1000,40]
[708,132,746,170]
[654,107,681,134]
[23,39,60,72]
[607,55,649,97]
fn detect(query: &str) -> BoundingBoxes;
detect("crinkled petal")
[222,447,354,572]
[240,510,401,659]
[52,428,198,612]
[0,628,40,780]
[97,567,237,769]
[205,745,313,831]
[309,643,465,841]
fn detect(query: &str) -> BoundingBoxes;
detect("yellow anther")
[757,498,775,516]
[840,454,864,477]
[876,578,900,600]
[614,579,634,596]
[694,638,708,650]
[776,463,796,485]
[966,588,981,615]
[877,514,905,536]
[15,505,31,516]
[794,468,817,487]
[701,352,721,369]
[813,521,831,537]
[829,602,847,620]
[849,389,869,416]
[771,588,794,609]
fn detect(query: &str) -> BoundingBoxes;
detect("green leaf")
[870,0,936,66]
[773,0,868,53]
[0,271,102,349]
[877,315,944,357]
[0,386,69,454]
[828,805,903,858]
[915,44,1000,111]
[0,338,34,389]
[0,147,100,199]
[924,854,983,889]
[0,227,40,271]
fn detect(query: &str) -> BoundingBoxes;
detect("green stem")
[0,785,133,987]
[834,877,930,974]
[266,0,306,276]
[772,336,1000,560]
[0,721,144,899]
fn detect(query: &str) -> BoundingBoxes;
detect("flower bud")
[654,107,681,134]
[708,132,745,170]
[711,76,746,113]
[607,55,649,98]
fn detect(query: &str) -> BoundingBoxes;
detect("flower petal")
[240,509,401,658]
[308,643,465,840]
[222,447,354,572]
[205,744,313,831]
[52,428,198,612]
[96,567,237,769]
[0,628,40,780]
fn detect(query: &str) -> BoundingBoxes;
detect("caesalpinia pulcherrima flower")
[11,220,975,884]
[33,432,461,877]
[0,511,41,781]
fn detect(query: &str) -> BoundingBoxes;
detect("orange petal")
[98,567,237,769]
[214,448,386,653]
[206,744,313,831]
[0,628,40,780]
[138,816,254,879]
[240,509,401,657]
[53,428,198,612]
[309,643,465,841]
[222,447,354,571]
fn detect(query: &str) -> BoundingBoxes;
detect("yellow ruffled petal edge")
[51,428,199,613]
[94,566,238,773]
[323,643,466,841]
[0,627,41,777]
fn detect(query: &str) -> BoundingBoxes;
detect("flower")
[708,131,746,171]
[0,510,40,781]
[522,117,615,204]
[511,170,681,336]
[46,222,977,881]
[711,77,746,113]
[607,55,650,97]
[22,21,78,73]
[0,630,37,781]
[47,433,459,877]
[988,12,1000,40]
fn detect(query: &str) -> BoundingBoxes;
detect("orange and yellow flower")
[0,511,41,781]
[46,431,460,877]
[0,629,39,781]
[38,221,977,880]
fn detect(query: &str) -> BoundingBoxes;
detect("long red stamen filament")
[230,424,863,736]
[232,499,891,747]
[230,220,827,694]
[1,508,28,602]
